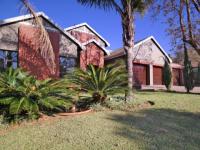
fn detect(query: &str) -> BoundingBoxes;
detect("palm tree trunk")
[121,3,134,100]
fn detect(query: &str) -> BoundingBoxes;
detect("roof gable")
[82,39,110,55]
[0,12,85,50]
[106,36,172,63]
[65,23,110,47]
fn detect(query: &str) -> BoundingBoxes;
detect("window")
[60,56,76,76]
[0,50,18,71]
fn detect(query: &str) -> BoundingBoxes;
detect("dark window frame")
[59,56,77,77]
[0,49,18,71]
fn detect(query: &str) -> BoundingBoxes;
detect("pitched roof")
[105,36,172,63]
[82,39,110,55]
[65,23,110,47]
[0,12,85,50]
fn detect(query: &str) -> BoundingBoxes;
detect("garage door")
[173,68,181,86]
[133,63,148,86]
[153,66,163,85]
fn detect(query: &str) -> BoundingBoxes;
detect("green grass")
[0,92,200,150]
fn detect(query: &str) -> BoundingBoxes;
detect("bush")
[163,60,172,91]
[183,49,194,93]
[0,68,73,123]
[68,62,127,105]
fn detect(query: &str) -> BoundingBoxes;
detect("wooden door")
[133,63,148,85]
[153,66,163,85]
[173,68,181,86]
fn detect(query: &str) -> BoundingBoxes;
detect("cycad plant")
[68,62,127,104]
[0,68,73,123]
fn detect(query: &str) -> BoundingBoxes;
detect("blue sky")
[0,0,172,54]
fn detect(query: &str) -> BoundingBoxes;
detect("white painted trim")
[65,22,110,47]
[134,36,172,63]
[82,39,110,55]
[0,12,85,50]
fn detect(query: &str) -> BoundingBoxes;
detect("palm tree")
[77,0,153,100]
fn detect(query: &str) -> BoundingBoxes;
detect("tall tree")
[183,48,194,93]
[152,0,200,57]
[77,0,153,100]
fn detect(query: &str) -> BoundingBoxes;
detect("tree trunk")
[121,3,134,100]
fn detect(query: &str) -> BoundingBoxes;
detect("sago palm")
[77,0,153,100]
[68,63,127,104]
[0,68,73,122]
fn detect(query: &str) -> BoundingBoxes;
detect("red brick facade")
[68,29,106,70]
[18,25,60,80]
[80,43,104,70]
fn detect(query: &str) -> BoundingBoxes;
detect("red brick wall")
[18,25,60,80]
[69,30,99,43]
[80,43,104,70]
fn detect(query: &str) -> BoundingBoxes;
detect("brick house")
[0,12,184,89]
[105,36,184,88]
[0,12,109,79]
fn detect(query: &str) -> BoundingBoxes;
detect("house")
[0,12,184,89]
[173,49,200,86]
[0,12,110,79]
[105,36,184,88]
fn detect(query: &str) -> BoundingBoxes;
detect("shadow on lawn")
[107,108,200,149]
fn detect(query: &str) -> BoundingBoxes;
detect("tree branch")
[191,0,200,12]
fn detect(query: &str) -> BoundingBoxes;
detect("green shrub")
[0,68,73,123]
[68,63,127,104]
[163,60,172,91]
[183,49,194,93]
[196,64,200,86]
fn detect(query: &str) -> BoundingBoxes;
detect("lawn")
[0,92,200,150]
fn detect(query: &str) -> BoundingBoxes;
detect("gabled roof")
[65,22,110,47]
[105,36,172,63]
[0,12,85,50]
[82,39,110,55]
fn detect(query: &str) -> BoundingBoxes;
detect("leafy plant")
[68,63,127,104]
[163,59,172,91]
[0,68,73,123]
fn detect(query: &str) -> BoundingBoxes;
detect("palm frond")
[68,63,127,103]
[20,0,56,74]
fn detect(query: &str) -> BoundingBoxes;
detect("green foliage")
[68,62,127,104]
[183,49,194,93]
[0,68,73,123]
[77,0,153,14]
[196,63,200,86]
[163,60,172,91]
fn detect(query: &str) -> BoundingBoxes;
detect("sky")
[0,0,172,54]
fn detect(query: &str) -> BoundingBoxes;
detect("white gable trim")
[0,12,85,50]
[82,39,110,55]
[134,36,172,63]
[65,23,110,47]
